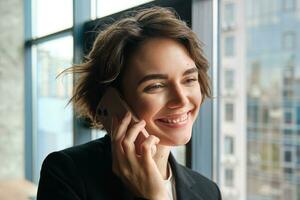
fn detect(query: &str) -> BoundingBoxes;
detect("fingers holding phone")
[110,112,167,199]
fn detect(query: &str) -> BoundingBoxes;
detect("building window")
[296,146,300,165]
[282,0,296,12]
[224,36,235,57]
[297,106,300,125]
[247,104,259,123]
[283,129,293,136]
[225,168,234,187]
[262,106,269,124]
[284,110,293,124]
[284,167,293,174]
[224,3,235,27]
[284,150,292,163]
[282,32,296,50]
[225,136,234,155]
[225,103,234,122]
[224,69,234,90]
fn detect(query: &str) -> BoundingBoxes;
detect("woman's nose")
[166,84,189,109]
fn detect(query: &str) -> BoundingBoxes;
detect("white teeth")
[160,114,188,124]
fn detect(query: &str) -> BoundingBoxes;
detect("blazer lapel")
[169,154,205,200]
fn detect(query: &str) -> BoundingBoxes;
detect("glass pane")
[224,3,235,26]
[33,36,73,183]
[224,136,234,155]
[32,0,73,37]
[224,36,235,57]
[219,0,300,200]
[95,0,154,18]
[224,69,235,90]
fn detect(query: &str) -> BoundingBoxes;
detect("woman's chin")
[159,133,192,146]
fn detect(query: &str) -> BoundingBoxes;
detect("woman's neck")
[153,145,171,180]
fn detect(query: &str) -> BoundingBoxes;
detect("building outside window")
[297,106,300,125]
[282,0,296,12]
[225,103,234,122]
[224,3,235,27]
[284,149,293,163]
[282,32,296,50]
[224,69,234,90]
[224,36,235,57]
[220,0,300,199]
[224,136,234,155]
[224,168,234,187]
[284,110,293,124]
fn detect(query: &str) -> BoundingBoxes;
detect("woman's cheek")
[134,95,165,120]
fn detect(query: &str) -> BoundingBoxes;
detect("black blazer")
[37,135,222,200]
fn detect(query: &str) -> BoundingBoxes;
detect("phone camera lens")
[103,109,108,116]
[97,108,103,116]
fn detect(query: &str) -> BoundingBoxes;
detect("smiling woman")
[121,38,202,146]
[36,6,221,200]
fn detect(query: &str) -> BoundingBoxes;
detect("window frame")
[24,0,92,182]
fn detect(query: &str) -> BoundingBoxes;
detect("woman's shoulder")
[42,134,112,172]
[37,135,118,199]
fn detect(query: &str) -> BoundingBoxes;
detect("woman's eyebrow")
[137,67,198,85]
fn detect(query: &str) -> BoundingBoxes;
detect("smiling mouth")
[157,112,190,125]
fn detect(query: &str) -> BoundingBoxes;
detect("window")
[282,0,296,12]
[247,104,259,123]
[33,37,74,182]
[94,0,153,18]
[262,106,269,124]
[296,146,300,165]
[225,136,234,155]
[32,0,73,37]
[224,3,235,27]
[284,129,293,136]
[25,0,84,185]
[225,103,234,122]
[284,167,293,174]
[284,149,292,163]
[284,110,293,124]
[297,106,300,125]
[282,32,296,50]
[220,0,300,199]
[224,36,235,57]
[225,168,234,187]
[224,69,234,90]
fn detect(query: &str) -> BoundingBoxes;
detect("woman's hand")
[111,112,168,200]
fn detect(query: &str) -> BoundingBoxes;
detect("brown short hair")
[62,6,211,128]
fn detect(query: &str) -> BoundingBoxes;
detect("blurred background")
[0,0,299,199]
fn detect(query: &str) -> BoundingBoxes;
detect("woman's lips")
[156,111,190,128]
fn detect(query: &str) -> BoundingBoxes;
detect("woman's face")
[121,38,202,146]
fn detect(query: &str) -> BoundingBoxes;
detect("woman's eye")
[144,83,164,92]
[185,77,198,84]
